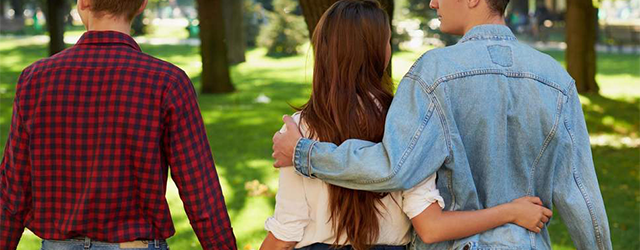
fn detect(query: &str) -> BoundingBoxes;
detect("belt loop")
[154,239,160,249]
[83,237,91,249]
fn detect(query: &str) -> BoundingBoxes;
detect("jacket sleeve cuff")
[293,138,317,178]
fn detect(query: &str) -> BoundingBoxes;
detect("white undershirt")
[265,113,444,248]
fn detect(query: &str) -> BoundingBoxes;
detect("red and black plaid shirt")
[0,31,236,250]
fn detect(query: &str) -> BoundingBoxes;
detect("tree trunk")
[197,0,235,94]
[1,0,6,20]
[222,0,246,64]
[299,0,394,75]
[64,0,73,26]
[47,0,66,55]
[9,0,22,17]
[300,0,393,39]
[566,0,598,93]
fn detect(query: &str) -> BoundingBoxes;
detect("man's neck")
[85,16,132,35]
[462,15,507,35]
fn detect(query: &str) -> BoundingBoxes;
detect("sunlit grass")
[0,36,638,250]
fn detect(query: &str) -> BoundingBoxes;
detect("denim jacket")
[292,25,611,250]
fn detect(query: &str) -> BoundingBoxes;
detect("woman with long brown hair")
[261,1,551,250]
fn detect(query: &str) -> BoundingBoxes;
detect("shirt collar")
[458,24,517,44]
[76,30,141,51]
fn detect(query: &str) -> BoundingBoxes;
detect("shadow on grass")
[166,209,200,248]
[0,44,49,101]
[542,50,640,77]
[581,94,639,137]
[195,78,307,213]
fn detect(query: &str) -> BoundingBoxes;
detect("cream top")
[265,113,444,248]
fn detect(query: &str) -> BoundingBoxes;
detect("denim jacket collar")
[458,24,517,44]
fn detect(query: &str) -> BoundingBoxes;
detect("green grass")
[0,37,638,250]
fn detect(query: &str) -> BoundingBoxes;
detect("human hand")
[272,115,303,168]
[507,196,553,233]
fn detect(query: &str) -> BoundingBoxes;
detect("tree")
[300,0,393,40]
[197,0,235,93]
[243,0,268,47]
[9,0,23,20]
[566,0,599,93]
[47,0,66,55]
[132,15,146,36]
[258,0,307,57]
[299,0,394,74]
[222,0,246,64]
[1,0,6,20]
[510,0,529,15]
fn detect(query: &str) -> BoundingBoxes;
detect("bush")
[257,0,307,57]
[244,0,268,47]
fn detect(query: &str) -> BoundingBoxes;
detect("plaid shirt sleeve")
[0,69,32,250]
[162,73,237,250]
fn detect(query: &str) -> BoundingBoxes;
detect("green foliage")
[243,0,268,47]
[131,15,147,36]
[405,0,435,23]
[402,0,459,45]
[256,0,307,57]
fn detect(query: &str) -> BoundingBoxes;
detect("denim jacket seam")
[525,91,564,249]
[406,73,455,160]
[405,73,433,94]
[413,74,457,209]
[527,92,564,196]
[426,69,568,96]
[406,53,429,76]
[562,84,605,249]
[459,35,517,44]
[561,79,577,97]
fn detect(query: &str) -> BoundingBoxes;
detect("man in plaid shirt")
[0,0,236,249]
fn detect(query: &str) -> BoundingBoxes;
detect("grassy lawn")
[0,37,638,250]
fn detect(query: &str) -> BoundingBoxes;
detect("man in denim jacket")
[272,0,611,249]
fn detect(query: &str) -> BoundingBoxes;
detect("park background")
[0,0,638,249]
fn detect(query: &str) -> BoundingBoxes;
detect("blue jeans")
[297,243,407,250]
[41,238,169,250]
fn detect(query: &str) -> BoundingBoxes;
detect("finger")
[273,131,280,143]
[541,216,549,223]
[283,115,301,135]
[537,221,544,228]
[272,151,283,160]
[535,226,541,233]
[529,196,543,205]
[274,158,285,168]
[542,208,553,217]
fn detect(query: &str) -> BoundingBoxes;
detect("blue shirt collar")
[458,24,517,44]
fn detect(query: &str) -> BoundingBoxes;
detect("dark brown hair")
[91,0,145,21]
[299,1,393,249]
[487,0,510,15]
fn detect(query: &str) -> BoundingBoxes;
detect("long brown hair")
[299,1,394,249]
